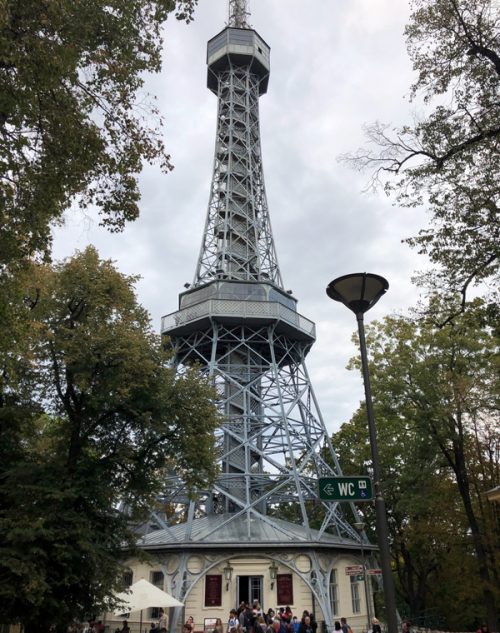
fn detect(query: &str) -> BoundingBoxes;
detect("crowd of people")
[69,611,494,633]
[182,601,328,633]
[180,605,398,633]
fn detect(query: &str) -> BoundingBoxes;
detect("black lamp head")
[326,273,389,315]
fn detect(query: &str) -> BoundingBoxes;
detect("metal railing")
[161,299,315,338]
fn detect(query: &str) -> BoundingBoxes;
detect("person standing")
[371,619,381,633]
[214,619,224,633]
[281,608,292,625]
[298,617,313,633]
[340,618,352,633]
[239,606,247,632]
[271,619,281,633]
[265,610,275,626]
[256,617,267,633]
[308,614,317,633]
[228,610,239,633]
[158,609,168,632]
[244,604,255,633]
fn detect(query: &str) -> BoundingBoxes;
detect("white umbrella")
[113,578,184,616]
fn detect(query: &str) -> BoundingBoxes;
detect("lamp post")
[326,273,398,633]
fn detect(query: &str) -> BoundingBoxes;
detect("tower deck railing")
[161,298,316,338]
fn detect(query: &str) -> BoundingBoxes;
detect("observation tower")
[134,2,375,629]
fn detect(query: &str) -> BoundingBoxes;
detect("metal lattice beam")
[161,320,360,541]
[194,66,281,287]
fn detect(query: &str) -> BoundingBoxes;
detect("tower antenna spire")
[228,0,250,28]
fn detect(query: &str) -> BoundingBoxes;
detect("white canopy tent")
[113,579,184,615]
[113,579,184,633]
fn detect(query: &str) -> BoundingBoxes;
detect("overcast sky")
[52,0,426,434]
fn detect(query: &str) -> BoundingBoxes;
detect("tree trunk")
[453,449,498,630]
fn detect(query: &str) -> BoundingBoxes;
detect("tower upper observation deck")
[207,27,270,95]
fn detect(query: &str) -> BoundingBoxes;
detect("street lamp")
[269,561,278,590]
[223,562,234,591]
[353,521,372,633]
[326,273,398,633]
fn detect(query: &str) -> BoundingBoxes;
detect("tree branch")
[449,0,500,76]
[431,252,499,328]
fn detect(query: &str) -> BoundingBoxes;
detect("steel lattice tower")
[149,2,370,626]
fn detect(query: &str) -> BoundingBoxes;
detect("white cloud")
[52,0,424,434]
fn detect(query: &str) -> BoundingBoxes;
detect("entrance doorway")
[237,575,263,608]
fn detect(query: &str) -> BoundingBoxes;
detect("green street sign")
[318,476,373,501]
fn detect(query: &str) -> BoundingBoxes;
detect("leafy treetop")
[0,246,219,631]
[342,0,500,309]
[0,0,198,267]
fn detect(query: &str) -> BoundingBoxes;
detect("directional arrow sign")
[345,565,364,575]
[318,477,373,501]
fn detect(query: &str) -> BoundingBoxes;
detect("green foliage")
[343,0,499,303]
[0,4,224,627]
[0,0,198,266]
[337,300,499,628]
[0,247,219,630]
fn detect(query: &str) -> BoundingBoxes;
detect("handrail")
[161,299,315,337]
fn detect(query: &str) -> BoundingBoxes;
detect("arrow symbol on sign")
[323,484,335,495]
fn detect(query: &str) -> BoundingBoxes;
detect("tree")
[342,301,499,628]
[0,247,219,632]
[332,391,483,629]
[0,0,198,267]
[343,0,500,307]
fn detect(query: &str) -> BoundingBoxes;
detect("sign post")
[318,477,373,501]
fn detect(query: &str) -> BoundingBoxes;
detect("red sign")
[367,569,383,575]
[345,565,363,575]
[277,574,294,605]
[205,575,222,606]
